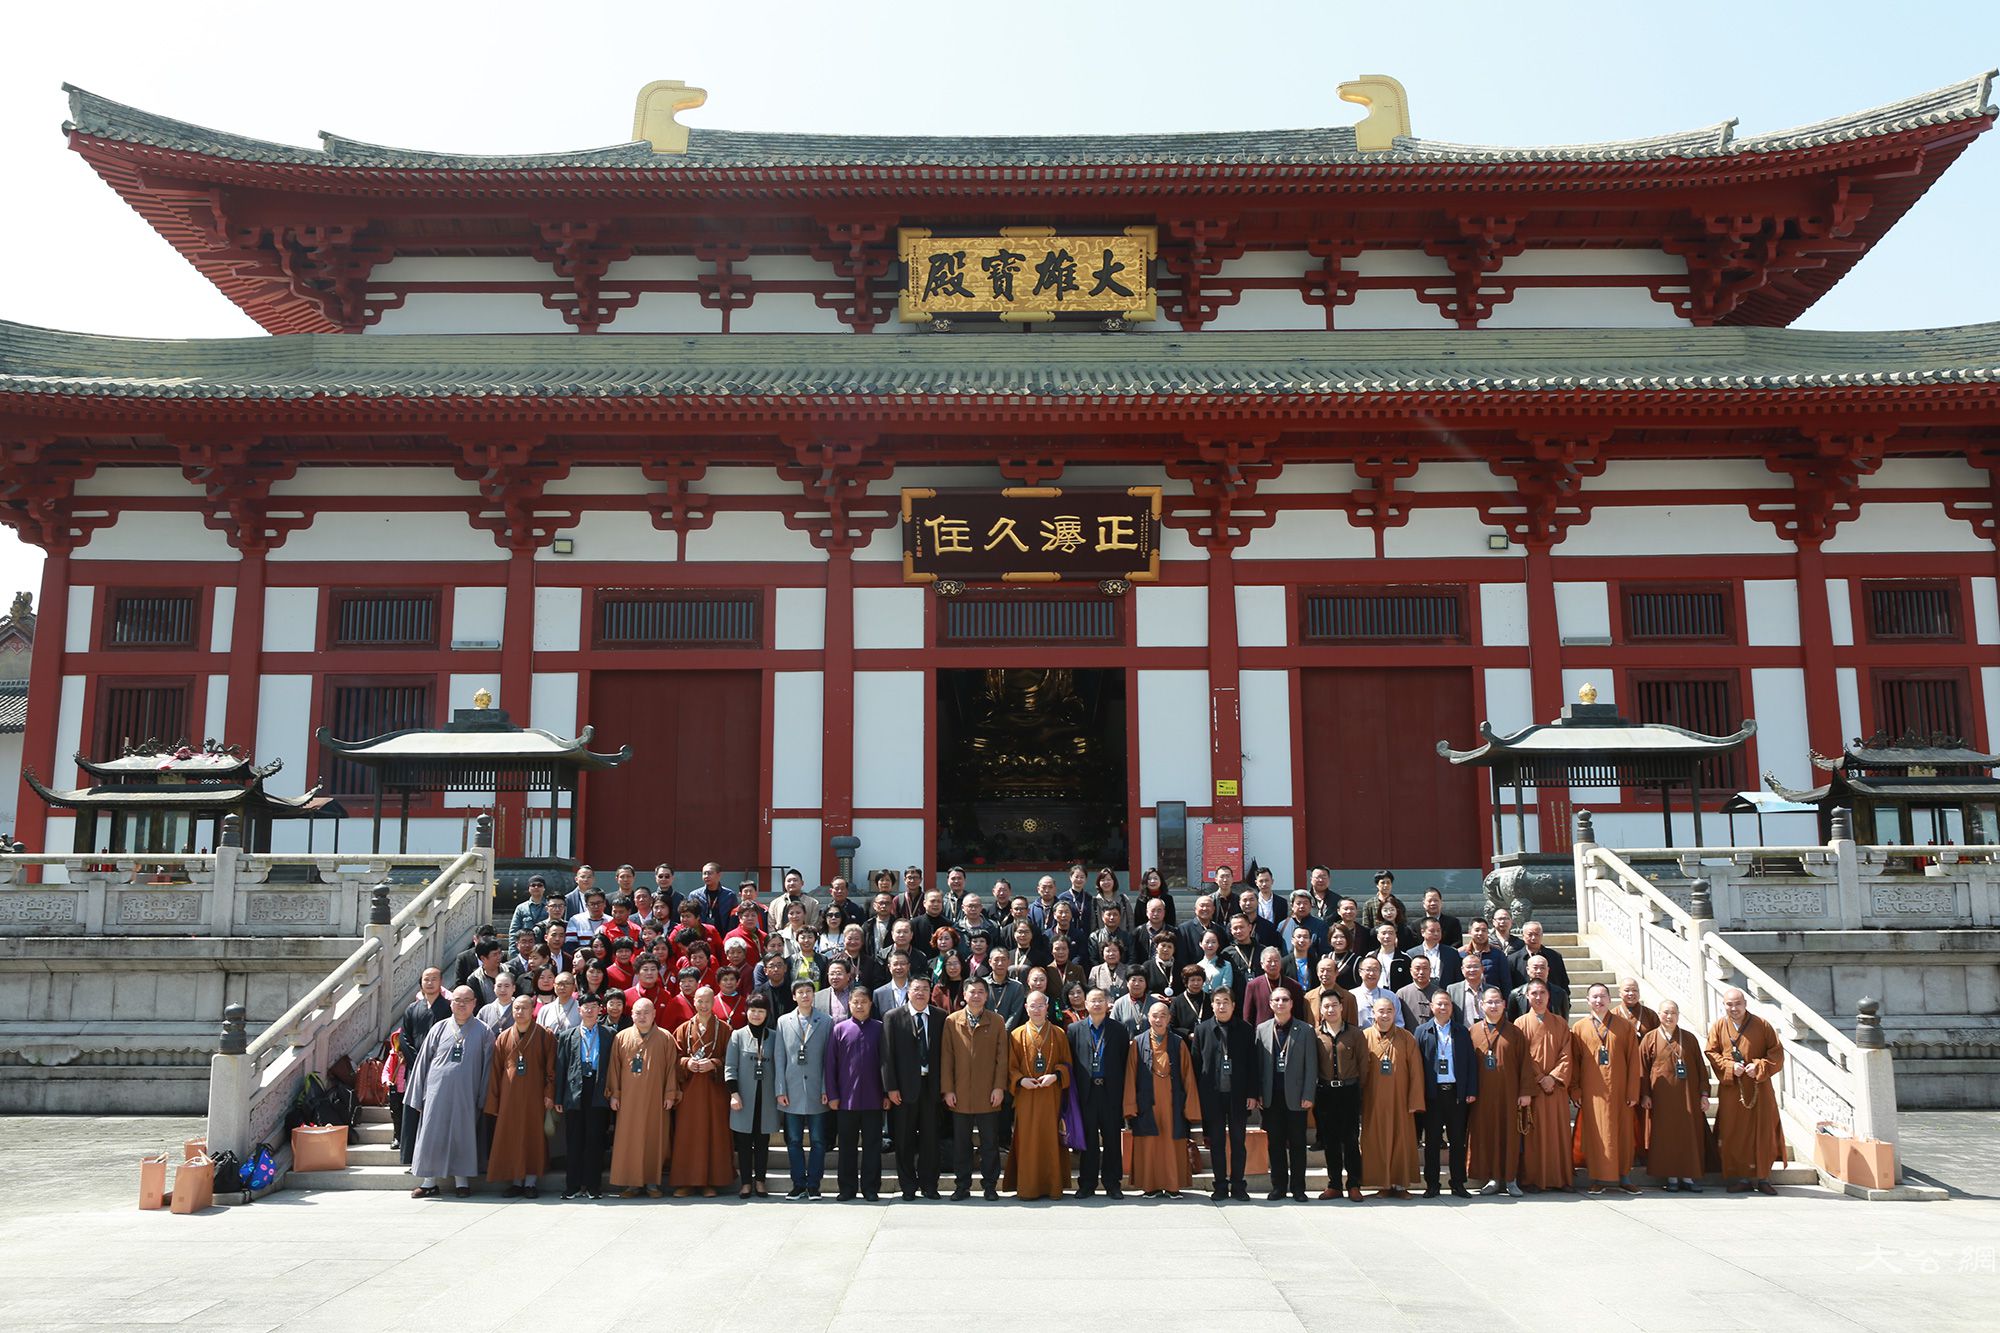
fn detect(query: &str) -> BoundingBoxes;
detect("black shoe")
[1684,1181,1703,1194]
[501,1184,524,1198]
[1104,1186,1124,1200]
[984,1187,999,1201]
[950,1188,971,1201]
[1451,1185,1472,1198]
[786,1188,807,1200]
[587,1190,603,1200]
[837,1191,856,1201]
[863,1192,880,1202]
[1267,1190,1286,1202]
[922,1189,942,1200]
[1753,1181,1778,1196]
[1211,1186,1227,1201]
[1076,1186,1097,1199]
[561,1190,578,1200]
[1422,1186,1441,1198]
[453,1185,471,1198]
[1290,1190,1309,1202]
[524,1185,540,1199]
[1231,1182,1251,1201]
[902,1190,917,1201]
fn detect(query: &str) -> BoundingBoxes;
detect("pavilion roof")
[1438,703,1755,768]
[61,75,1995,171]
[4,320,1999,404]
[315,719,629,772]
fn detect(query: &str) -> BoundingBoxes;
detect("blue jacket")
[1414,1018,1480,1105]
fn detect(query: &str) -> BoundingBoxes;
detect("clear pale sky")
[1,1,1995,605]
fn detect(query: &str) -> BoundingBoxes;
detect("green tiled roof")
[62,75,1996,172]
[3,320,1998,401]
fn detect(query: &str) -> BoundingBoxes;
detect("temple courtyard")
[1,1114,1994,1331]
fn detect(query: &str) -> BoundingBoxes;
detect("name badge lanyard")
[1483,1021,1497,1069]
[1595,1018,1611,1067]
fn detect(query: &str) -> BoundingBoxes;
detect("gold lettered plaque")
[902,486,1163,583]
[899,227,1157,323]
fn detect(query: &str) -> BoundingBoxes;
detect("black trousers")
[1263,1101,1311,1194]
[1075,1081,1124,1190]
[952,1110,1002,1190]
[397,1099,419,1166]
[1200,1094,1250,1186]
[835,1108,884,1198]
[893,1093,943,1195]
[1315,1082,1363,1190]
[1423,1088,1470,1188]
[563,1105,607,1194]
[734,1130,771,1186]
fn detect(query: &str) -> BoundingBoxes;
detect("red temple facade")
[3,75,1997,891]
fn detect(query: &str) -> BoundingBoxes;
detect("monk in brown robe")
[1617,978,1661,1165]
[1638,999,1709,1191]
[1706,987,1787,1194]
[671,986,733,1196]
[485,994,556,1196]
[1358,995,1423,1197]
[605,997,681,1197]
[1514,980,1573,1191]
[1570,983,1642,1193]
[1007,991,1072,1199]
[1467,985,1529,1196]
[1123,999,1200,1196]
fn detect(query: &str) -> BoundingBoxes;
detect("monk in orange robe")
[1513,980,1573,1191]
[1467,985,1529,1195]
[1123,999,1200,1196]
[671,986,733,1195]
[1007,991,1072,1199]
[485,994,556,1195]
[1569,983,1642,1192]
[1706,987,1787,1193]
[1358,994,1423,1196]
[604,997,680,1197]
[1638,999,1710,1190]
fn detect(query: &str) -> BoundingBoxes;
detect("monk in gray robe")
[406,986,495,1198]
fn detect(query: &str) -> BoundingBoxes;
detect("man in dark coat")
[1065,986,1132,1198]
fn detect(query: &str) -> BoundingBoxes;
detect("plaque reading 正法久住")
[898,227,1156,323]
[902,488,1162,583]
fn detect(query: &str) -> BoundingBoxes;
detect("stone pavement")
[2,1114,1997,1332]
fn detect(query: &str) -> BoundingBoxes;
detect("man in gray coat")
[405,986,494,1199]
[773,978,834,1199]
[1256,988,1316,1202]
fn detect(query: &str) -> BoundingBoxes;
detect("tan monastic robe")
[1007,1021,1071,1199]
[604,1025,679,1187]
[1122,1030,1200,1192]
[672,1013,734,1187]
[1358,1024,1423,1190]
[1467,1016,1527,1184]
[1706,1014,1786,1180]
[1638,1025,1709,1179]
[1619,1001,1661,1161]
[484,1021,556,1181]
[1514,1009,1573,1189]
[1569,1012,1642,1180]
[1303,983,1360,1029]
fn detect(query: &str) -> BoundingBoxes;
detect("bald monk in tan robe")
[485,994,557,1195]
[1358,995,1423,1197]
[671,986,734,1195]
[1706,987,1787,1194]
[1467,985,1529,1195]
[1616,978,1661,1165]
[1638,999,1709,1191]
[605,997,681,1197]
[1008,991,1072,1199]
[1514,980,1573,1191]
[1570,983,1642,1192]
[1123,999,1201,1196]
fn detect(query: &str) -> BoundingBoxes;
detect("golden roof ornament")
[472,687,493,710]
[1338,74,1410,153]
[1577,682,1599,705]
[634,80,707,154]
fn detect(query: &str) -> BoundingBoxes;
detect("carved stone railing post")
[1570,809,1597,935]
[830,835,860,890]
[473,814,497,920]
[1828,806,1864,926]
[1685,877,1716,1035]
[212,814,243,934]
[1849,996,1899,1170]
[366,885,396,1040]
[206,1003,252,1161]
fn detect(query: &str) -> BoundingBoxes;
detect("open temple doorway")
[935,668,1128,873]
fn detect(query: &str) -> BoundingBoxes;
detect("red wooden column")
[14,550,69,853]
[1207,546,1244,823]
[1793,540,1845,755]
[223,551,266,749]
[498,545,537,860]
[820,547,856,880]
[1521,542,1565,852]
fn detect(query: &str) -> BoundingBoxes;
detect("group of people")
[390,862,1790,1202]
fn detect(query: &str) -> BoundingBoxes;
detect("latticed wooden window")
[1621,583,1733,642]
[325,678,433,795]
[330,590,439,648]
[595,591,761,647]
[1302,586,1467,643]
[1874,671,1968,741]
[93,681,190,757]
[940,593,1120,644]
[106,591,196,648]
[1864,581,1961,642]
[1628,672,1745,792]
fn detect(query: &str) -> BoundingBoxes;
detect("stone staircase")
[289,928,1815,1194]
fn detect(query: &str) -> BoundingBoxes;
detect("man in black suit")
[1507,920,1570,993]
[1175,893,1220,969]
[1405,917,1462,987]
[1256,988,1316,1202]
[555,994,613,1198]
[1065,987,1131,1198]
[1414,991,1480,1197]
[1418,888,1464,949]
[394,967,451,1163]
[880,975,945,1199]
